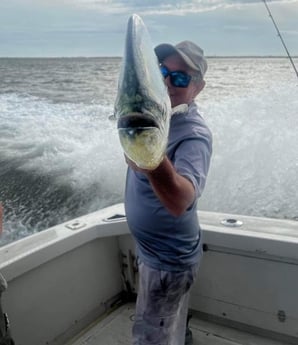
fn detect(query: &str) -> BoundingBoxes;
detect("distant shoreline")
[0,56,297,59]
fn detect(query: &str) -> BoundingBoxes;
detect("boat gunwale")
[1,203,297,281]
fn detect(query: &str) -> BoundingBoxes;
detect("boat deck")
[68,303,287,345]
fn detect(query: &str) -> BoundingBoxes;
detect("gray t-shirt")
[125,102,212,271]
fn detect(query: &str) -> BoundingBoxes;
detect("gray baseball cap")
[155,40,208,77]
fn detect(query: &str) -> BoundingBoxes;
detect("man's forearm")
[146,157,195,217]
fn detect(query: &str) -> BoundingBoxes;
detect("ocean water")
[0,57,297,246]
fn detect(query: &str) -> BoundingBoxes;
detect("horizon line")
[0,55,297,59]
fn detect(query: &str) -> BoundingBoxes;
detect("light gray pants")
[132,261,198,345]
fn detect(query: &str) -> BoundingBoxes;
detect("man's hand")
[124,155,159,173]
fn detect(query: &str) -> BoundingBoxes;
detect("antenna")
[262,0,298,79]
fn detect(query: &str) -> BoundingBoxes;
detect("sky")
[0,0,297,57]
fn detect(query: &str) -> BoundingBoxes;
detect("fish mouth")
[117,113,159,136]
[117,112,165,169]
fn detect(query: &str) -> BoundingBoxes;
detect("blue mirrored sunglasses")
[160,64,192,88]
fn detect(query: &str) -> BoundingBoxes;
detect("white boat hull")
[0,204,297,344]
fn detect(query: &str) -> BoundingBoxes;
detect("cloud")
[1,0,297,56]
[68,0,298,15]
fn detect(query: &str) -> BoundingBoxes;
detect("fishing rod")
[262,0,298,79]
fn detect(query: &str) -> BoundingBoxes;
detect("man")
[125,41,212,345]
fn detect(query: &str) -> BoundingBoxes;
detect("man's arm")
[125,156,195,217]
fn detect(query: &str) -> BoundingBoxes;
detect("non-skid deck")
[68,304,287,345]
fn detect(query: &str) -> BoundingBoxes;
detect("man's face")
[161,54,204,108]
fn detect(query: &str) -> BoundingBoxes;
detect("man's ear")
[193,80,205,98]
[198,80,205,93]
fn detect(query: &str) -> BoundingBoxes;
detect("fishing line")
[262,0,298,79]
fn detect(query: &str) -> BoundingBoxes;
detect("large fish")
[114,14,171,170]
